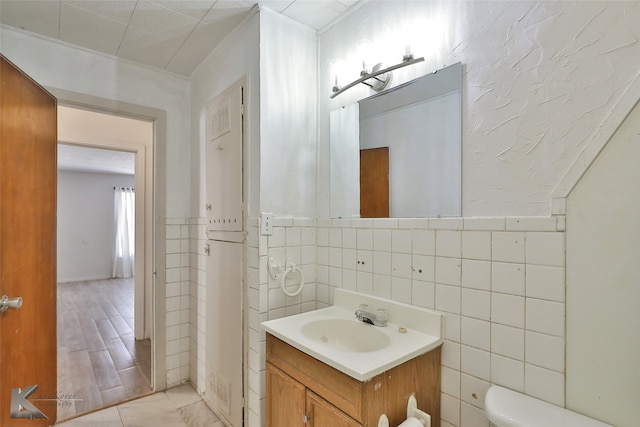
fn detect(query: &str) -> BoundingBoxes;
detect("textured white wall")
[318,0,640,217]
[260,9,317,217]
[0,26,192,218]
[57,170,134,282]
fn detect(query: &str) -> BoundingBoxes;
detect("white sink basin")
[301,318,391,352]
[262,289,443,381]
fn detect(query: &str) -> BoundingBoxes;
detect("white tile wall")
[462,288,490,320]
[165,219,192,388]
[185,215,566,427]
[188,218,208,394]
[314,217,566,426]
[492,232,525,263]
[246,217,318,426]
[462,260,491,290]
[491,353,524,392]
[525,265,565,302]
[462,231,491,260]
[245,219,264,427]
[525,331,565,373]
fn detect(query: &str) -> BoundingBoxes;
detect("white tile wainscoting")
[165,219,192,388]
[247,216,565,427]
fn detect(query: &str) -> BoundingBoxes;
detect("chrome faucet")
[355,305,387,327]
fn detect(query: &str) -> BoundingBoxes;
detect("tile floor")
[55,384,225,427]
[58,279,152,419]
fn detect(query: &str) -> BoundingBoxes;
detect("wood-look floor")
[57,278,152,421]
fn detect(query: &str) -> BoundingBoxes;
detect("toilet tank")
[484,386,613,427]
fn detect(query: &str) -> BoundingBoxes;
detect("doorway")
[56,107,154,419]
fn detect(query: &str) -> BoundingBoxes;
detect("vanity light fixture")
[330,53,425,99]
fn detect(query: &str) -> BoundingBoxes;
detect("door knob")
[0,295,22,313]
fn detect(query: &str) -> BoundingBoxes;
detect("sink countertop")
[261,289,443,381]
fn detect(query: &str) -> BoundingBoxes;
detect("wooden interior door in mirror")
[360,147,389,218]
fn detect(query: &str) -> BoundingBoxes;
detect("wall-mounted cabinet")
[266,334,441,427]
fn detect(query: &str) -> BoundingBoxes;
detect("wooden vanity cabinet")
[266,362,306,426]
[306,390,363,427]
[266,334,441,427]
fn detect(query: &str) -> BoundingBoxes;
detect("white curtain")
[113,187,135,278]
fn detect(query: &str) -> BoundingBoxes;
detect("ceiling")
[0,0,359,76]
[3,1,360,174]
[58,144,136,175]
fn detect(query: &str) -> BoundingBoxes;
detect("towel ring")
[280,262,305,297]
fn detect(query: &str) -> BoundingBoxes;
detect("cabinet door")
[306,390,362,427]
[266,363,306,427]
[205,79,243,231]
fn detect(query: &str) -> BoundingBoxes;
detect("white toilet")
[484,385,613,427]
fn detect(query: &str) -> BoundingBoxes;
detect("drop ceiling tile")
[259,0,295,14]
[166,7,251,75]
[60,2,128,55]
[62,0,137,25]
[152,0,217,21]
[118,25,186,69]
[214,0,256,9]
[281,0,349,30]
[128,0,200,36]
[0,0,361,76]
[338,0,360,6]
[200,0,253,24]
[0,0,60,38]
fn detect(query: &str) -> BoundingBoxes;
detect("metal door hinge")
[204,243,210,256]
[302,415,308,424]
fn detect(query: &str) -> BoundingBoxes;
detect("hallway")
[57,278,152,419]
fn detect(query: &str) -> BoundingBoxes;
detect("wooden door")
[265,363,305,427]
[360,147,389,218]
[0,55,57,425]
[306,390,362,427]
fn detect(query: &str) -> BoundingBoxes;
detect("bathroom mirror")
[329,62,462,218]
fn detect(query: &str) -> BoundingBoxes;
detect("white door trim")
[50,87,168,391]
